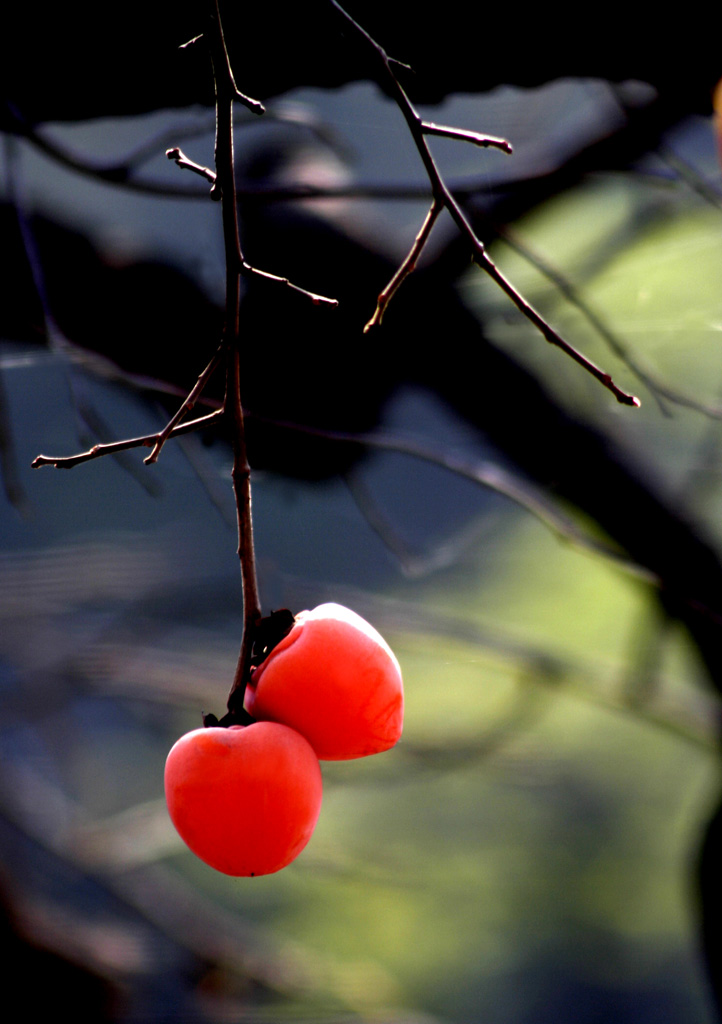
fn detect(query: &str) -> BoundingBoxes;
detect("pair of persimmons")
[165,604,404,876]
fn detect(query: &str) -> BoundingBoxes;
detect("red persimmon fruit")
[164,721,322,876]
[244,602,403,760]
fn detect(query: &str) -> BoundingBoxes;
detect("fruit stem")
[228,343,262,717]
[207,0,263,719]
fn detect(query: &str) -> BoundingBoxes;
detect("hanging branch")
[30,0,339,724]
[203,0,263,713]
[331,0,640,408]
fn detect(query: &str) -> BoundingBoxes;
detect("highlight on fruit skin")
[164,721,322,877]
[244,602,404,760]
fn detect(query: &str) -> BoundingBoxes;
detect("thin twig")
[478,248,641,406]
[194,5,338,313]
[144,343,225,464]
[364,198,442,331]
[31,410,225,469]
[329,0,640,407]
[204,7,265,118]
[179,33,204,49]
[243,264,338,307]
[421,122,512,153]
[165,146,217,186]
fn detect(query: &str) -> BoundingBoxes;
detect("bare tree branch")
[204,0,262,720]
[144,344,226,464]
[421,122,512,153]
[329,0,640,407]
[364,198,442,331]
[165,146,217,186]
[31,410,225,469]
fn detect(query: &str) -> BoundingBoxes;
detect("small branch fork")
[331,0,639,407]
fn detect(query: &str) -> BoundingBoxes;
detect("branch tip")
[234,89,265,116]
[166,147,217,185]
[422,122,513,153]
[363,311,381,333]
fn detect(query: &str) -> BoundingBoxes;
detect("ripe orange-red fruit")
[244,603,403,760]
[164,722,322,876]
